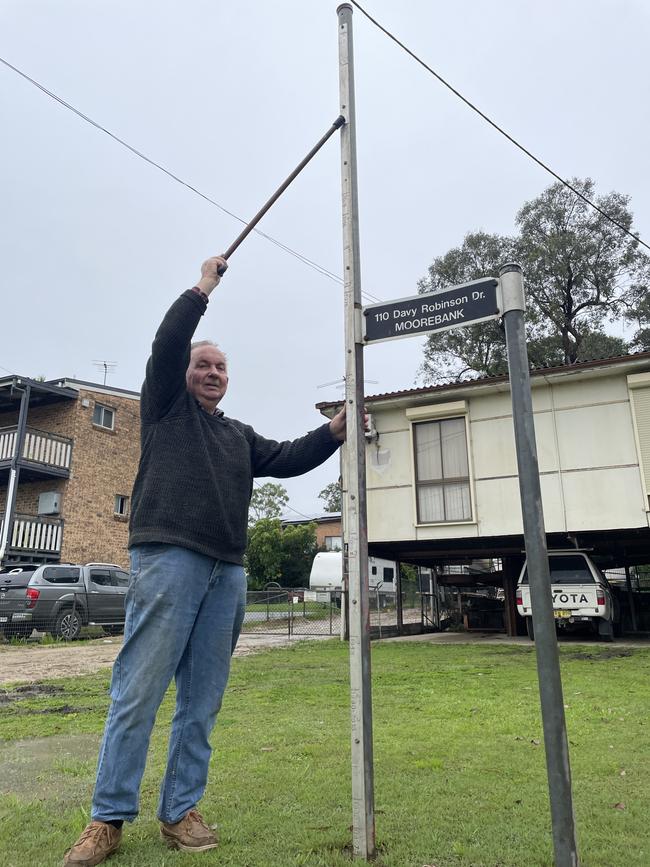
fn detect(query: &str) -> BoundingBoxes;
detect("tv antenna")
[92,360,117,385]
[317,375,379,391]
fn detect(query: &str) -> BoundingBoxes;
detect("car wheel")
[54,608,82,641]
[526,617,534,640]
[103,625,123,636]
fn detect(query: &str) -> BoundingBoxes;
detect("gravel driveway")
[0,633,326,686]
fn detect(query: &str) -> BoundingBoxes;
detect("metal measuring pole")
[500,263,579,867]
[338,3,376,860]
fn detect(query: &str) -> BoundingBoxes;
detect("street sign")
[363,277,500,344]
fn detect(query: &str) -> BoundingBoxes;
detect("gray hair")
[190,340,227,363]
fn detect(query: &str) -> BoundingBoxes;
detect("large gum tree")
[418,178,650,383]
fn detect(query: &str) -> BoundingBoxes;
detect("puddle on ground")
[0,733,100,800]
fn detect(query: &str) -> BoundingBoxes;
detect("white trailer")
[308,551,396,596]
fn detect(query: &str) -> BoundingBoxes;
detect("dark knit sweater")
[128,290,341,564]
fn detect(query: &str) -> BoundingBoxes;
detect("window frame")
[41,566,80,584]
[114,494,130,517]
[89,568,114,588]
[111,569,130,587]
[409,409,475,526]
[92,403,115,431]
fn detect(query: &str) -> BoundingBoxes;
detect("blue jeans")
[91,543,247,824]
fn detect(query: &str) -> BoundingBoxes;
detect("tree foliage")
[418,179,650,383]
[245,518,318,589]
[626,291,650,352]
[245,518,284,586]
[318,480,342,513]
[248,482,289,525]
[279,523,319,588]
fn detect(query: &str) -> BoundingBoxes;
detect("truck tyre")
[526,617,534,641]
[54,607,82,641]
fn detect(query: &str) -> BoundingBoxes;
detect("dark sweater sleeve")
[240,421,341,478]
[141,290,208,421]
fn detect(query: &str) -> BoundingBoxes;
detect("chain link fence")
[241,589,342,638]
[2,563,461,644]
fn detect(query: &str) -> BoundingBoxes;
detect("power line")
[252,479,316,522]
[0,55,383,304]
[349,0,650,254]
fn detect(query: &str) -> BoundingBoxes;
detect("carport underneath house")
[317,352,650,638]
[367,526,650,637]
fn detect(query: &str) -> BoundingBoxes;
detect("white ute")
[516,551,620,642]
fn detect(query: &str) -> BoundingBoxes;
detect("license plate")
[554,609,572,619]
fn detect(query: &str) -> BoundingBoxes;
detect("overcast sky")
[2,0,649,517]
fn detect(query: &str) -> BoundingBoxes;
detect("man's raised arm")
[141,256,227,420]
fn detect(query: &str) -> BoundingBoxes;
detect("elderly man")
[64,256,346,866]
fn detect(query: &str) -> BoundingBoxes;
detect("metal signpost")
[336,6,578,866]
[499,265,579,867]
[337,4,375,860]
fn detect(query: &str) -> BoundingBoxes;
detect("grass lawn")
[0,640,648,866]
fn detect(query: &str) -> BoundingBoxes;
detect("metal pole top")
[499,262,523,276]
[337,3,353,14]
[499,262,525,314]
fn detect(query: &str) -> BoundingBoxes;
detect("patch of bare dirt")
[568,649,633,661]
[0,683,64,703]
[0,634,327,686]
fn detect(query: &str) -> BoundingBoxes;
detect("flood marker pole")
[215,116,344,274]
[337,4,376,860]
[501,263,580,867]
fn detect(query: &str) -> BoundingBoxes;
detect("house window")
[93,403,115,430]
[413,417,471,523]
[325,535,342,551]
[114,495,129,516]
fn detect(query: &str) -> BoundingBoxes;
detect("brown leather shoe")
[63,821,122,866]
[160,808,219,852]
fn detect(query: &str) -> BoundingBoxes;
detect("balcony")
[0,514,63,559]
[0,426,72,482]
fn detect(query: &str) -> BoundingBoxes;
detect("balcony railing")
[0,426,72,471]
[0,514,63,555]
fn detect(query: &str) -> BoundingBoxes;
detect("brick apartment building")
[282,513,342,550]
[0,375,140,568]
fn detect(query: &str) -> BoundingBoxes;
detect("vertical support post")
[338,3,376,860]
[500,263,579,867]
[395,560,404,634]
[432,569,440,629]
[288,595,292,638]
[502,556,524,637]
[0,381,30,564]
[624,566,638,632]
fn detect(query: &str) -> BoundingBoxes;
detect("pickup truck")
[0,562,128,640]
[516,551,620,642]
